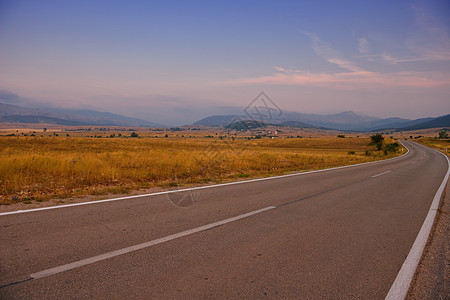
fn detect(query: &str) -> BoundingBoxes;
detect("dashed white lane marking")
[29,206,276,280]
[371,170,391,178]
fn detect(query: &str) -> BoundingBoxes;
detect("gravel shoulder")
[407,178,449,299]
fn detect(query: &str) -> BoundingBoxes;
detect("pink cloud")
[222,68,450,89]
[221,27,450,90]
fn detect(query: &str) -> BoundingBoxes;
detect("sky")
[0,0,449,125]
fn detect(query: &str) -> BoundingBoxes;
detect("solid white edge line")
[385,145,450,300]
[30,205,276,280]
[371,170,391,178]
[0,142,410,216]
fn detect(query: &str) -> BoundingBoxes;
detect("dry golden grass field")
[0,133,403,206]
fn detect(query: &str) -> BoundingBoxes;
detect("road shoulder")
[407,178,449,299]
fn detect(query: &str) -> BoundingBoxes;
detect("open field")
[394,128,449,139]
[0,134,403,206]
[0,123,344,138]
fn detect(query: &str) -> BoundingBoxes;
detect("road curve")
[0,141,447,299]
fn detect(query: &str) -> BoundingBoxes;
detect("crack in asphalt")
[0,278,32,289]
[276,177,370,208]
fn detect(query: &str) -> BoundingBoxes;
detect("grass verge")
[0,136,403,205]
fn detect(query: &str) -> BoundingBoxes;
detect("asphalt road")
[0,141,447,299]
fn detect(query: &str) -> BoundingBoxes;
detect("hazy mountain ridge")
[192,115,239,127]
[396,114,450,131]
[1,101,448,131]
[194,111,449,132]
[0,103,162,127]
[224,120,270,130]
[277,121,318,129]
[0,115,86,126]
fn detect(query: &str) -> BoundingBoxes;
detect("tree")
[370,134,384,150]
[130,132,139,137]
[438,131,448,139]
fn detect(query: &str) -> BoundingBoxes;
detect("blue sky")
[0,0,449,125]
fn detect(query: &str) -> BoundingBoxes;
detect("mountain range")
[1,101,448,132]
[193,111,449,132]
[0,103,162,127]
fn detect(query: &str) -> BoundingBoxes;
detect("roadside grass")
[0,136,402,205]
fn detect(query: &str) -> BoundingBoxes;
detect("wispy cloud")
[358,38,370,54]
[221,31,450,89]
[381,4,450,64]
[305,32,371,74]
[225,68,449,89]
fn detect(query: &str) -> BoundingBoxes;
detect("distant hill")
[46,108,163,127]
[195,115,320,130]
[224,120,269,130]
[280,112,413,131]
[281,111,379,126]
[193,115,240,127]
[0,115,86,126]
[397,114,450,131]
[193,111,377,129]
[0,102,49,116]
[277,121,319,128]
[0,102,162,127]
[371,117,434,131]
[193,111,449,132]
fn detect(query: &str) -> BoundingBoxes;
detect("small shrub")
[347,151,355,155]
[438,131,448,139]
[337,135,345,138]
[384,142,400,153]
[238,173,250,178]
